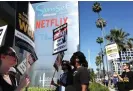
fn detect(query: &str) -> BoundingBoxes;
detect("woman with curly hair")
[69,51,90,91]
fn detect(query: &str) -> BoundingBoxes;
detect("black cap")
[62,60,70,65]
[62,60,72,71]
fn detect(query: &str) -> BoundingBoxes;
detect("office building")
[109,48,133,75]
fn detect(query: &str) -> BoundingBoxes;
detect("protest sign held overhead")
[53,23,67,55]
[105,43,120,61]
[17,52,36,75]
[0,25,7,47]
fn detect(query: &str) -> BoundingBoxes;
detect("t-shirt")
[60,71,73,87]
[121,71,133,90]
[73,67,90,91]
[0,74,17,91]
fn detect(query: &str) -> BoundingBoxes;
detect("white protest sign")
[53,23,67,55]
[0,25,7,46]
[105,43,120,60]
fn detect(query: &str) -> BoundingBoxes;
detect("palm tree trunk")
[98,13,101,18]
[101,25,105,79]
[100,64,101,78]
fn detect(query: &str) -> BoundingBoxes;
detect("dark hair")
[70,51,88,67]
[0,45,18,65]
[0,46,11,55]
[125,63,130,69]
[62,60,72,71]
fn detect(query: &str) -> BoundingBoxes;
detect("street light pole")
[88,49,91,68]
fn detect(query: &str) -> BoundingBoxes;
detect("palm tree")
[105,28,132,51]
[96,68,100,72]
[96,37,103,47]
[96,68,100,78]
[96,18,107,30]
[93,2,107,78]
[105,28,133,61]
[92,2,102,17]
[126,56,130,61]
[96,55,102,70]
[127,38,133,48]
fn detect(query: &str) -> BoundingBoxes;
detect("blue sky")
[79,1,133,72]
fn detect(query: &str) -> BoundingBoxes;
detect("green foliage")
[105,28,132,51]
[96,37,103,44]
[23,87,55,91]
[89,82,109,91]
[92,2,102,13]
[23,83,109,91]
[89,69,96,82]
[96,18,107,29]
[95,55,102,66]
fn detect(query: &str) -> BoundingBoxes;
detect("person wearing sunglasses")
[115,63,133,91]
[51,60,73,91]
[0,45,30,91]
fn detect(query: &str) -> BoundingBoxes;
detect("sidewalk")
[109,87,116,91]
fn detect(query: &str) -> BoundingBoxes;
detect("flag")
[53,52,64,71]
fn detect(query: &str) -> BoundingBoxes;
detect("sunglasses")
[5,52,17,58]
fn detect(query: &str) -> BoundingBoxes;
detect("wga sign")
[35,3,70,16]
[39,73,57,88]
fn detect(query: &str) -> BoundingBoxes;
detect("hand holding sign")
[16,74,30,91]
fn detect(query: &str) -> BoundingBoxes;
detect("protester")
[116,63,133,91]
[69,51,90,91]
[0,46,30,91]
[51,60,73,90]
[112,74,118,89]
[104,75,109,87]
[51,79,61,91]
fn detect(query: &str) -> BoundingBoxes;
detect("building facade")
[109,48,133,75]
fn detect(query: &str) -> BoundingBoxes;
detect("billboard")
[105,43,120,60]
[32,1,79,87]
[15,2,37,61]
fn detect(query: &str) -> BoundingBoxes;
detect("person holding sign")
[115,63,133,91]
[51,60,73,90]
[0,46,30,91]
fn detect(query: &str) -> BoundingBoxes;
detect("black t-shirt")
[60,71,73,87]
[73,67,90,91]
[121,71,133,90]
[0,74,17,91]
